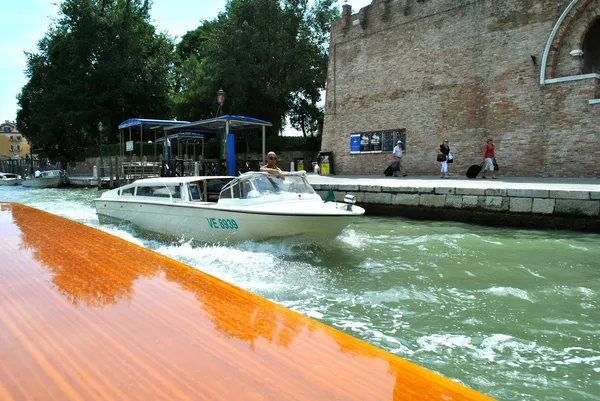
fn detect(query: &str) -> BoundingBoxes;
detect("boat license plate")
[206,218,238,230]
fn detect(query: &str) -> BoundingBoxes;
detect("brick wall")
[322,0,600,177]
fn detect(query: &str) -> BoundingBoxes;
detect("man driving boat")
[260,151,285,180]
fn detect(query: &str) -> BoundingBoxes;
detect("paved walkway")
[305,174,600,192]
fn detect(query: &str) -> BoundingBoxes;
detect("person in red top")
[482,138,496,179]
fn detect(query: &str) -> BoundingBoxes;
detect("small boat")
[21,170,63,188]
[94,171,365,243]
[0,172,23,186]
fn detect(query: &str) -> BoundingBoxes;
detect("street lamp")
[216,88,225,117]
[98,122,104,175]
[216,89,226,163]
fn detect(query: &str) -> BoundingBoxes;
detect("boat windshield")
[219,172,316,200]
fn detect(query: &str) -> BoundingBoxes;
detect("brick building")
[0,120,30,160]
[321,0,599,177]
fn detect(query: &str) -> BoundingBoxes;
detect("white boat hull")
[0,179,22,186]
[22,176,62,188]
[95,199,361,243]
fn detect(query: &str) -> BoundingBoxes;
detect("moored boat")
[0,172,22,186]
[94,171,365,243]
[21,169,63,188]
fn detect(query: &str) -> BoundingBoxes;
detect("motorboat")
[21,170,63,188]
[0,172,23,186]
[94,171,365,243]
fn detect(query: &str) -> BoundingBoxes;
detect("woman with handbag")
[438,139,451,178]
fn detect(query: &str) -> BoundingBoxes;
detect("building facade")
[0,120,30,160]
[321,0,599,177]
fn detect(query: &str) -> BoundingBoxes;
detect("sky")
[0,0,373,124]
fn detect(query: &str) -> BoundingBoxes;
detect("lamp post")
[216,89,226,163]
[216,88,225,116]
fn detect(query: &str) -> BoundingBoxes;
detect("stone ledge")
[485,188,507,197]
[532,198,555,214]
[455,188,486,196]
[435,187,455,195]
[484,196,509,211]
[338,184,360,191]
[510,198,533,213]
[363,192,392,204]
[391,193,420,206]
[508,189,550,198]
[555,200,600,217]
[359,185,382,193]
[462,196,479,208]
[445,195,462,208]
[420,194,447,207]
[382,186,418,194]
[549,190,590,200]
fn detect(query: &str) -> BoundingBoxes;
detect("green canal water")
[1,186,599,400]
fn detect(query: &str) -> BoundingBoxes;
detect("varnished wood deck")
[0,202,495,400]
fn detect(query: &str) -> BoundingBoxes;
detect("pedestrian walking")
[438,139,451,178]
[392,140,407,177]
[481,138,497,179]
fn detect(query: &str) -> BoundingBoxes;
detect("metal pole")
[140,122,143,179]
[262,126,266,163]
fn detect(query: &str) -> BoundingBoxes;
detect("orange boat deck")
[0,202,495,400]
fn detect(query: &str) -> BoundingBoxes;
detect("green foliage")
[16,0,174,161]
[17,0,339,163]
[172,0,339,136]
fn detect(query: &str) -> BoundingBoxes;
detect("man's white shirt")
[393,145,403,158]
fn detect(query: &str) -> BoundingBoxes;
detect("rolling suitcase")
[466,164,482,179]
[384,165,394,176]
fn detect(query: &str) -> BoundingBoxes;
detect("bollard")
[109,157,114,189]
[194,162,199,176]
[115,159,120,187]
[93,165,98,179]
[290,161,295,172]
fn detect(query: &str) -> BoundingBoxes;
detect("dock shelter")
[163,115,272,176]
[155,133,205,176]
[118,115,272,176]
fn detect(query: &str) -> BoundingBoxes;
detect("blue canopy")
[163,115,272,133]
[155,133,205,143]
[118,118,190,130]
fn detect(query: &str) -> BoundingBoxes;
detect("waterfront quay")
[307,175,600,232]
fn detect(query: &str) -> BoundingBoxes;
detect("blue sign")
[350,134,361,154]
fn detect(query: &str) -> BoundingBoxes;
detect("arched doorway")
[582,18,600,73]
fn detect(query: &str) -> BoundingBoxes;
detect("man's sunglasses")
[268,157,277,160]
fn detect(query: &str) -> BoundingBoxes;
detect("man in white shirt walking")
[392,141,407,177]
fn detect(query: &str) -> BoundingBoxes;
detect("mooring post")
[97,157,101,189]
[109,157,114,189]
[115,158,120,187]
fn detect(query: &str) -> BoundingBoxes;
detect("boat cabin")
[218,171,320,205]
[109,172,319,205]
[113,176,235,203]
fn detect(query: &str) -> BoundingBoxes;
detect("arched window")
[582,19,600,74]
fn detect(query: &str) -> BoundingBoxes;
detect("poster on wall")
[351,129,407,154]
[350,134,361,154]
[371,132,382,152]
[360,133,371,152]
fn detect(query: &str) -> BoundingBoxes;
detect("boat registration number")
[206,218,238,230]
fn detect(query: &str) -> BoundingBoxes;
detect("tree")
[16,0,174,161]
[172,0,339,136]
